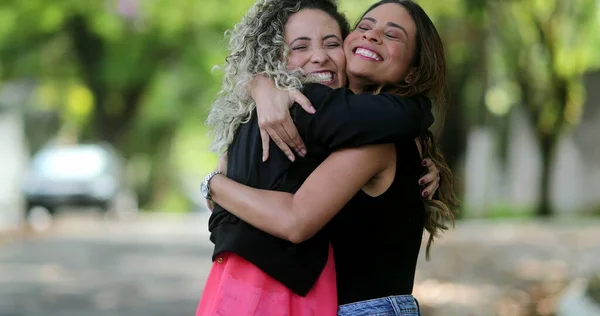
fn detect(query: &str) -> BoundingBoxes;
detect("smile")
[353,48,382,61]
[307,71,335,83]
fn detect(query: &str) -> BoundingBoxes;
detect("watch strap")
[203,171,223,200]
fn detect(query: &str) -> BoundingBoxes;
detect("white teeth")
[308,71,333,82]
[355,48,382,61]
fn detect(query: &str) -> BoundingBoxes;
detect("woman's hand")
[249,75,316,162]
[419,158,440,200]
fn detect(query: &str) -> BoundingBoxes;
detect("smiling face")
[344,3,417,92]
[285,9,346,88]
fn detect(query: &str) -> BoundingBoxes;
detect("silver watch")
[201,171,223,201]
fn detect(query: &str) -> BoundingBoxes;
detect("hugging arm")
[250,76,433,159]
[209,144,389,243]
[297,85,439,197]
[296,84,432,151]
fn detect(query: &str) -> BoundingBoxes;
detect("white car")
[22,143,136,218]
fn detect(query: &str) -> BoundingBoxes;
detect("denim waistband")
[338,295,420,316]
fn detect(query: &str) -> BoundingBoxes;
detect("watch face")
[201,182,208,199]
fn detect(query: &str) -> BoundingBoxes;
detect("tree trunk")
[537,132,557,217]
[137,128,177,208]
[440,8,488,215]
[89,87,144,147]
[443,71,467,218]
[536,76,568,217]
[67,15,149,149]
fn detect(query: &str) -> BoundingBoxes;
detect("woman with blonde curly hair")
[197,0,457,315]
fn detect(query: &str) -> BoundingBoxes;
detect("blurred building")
[0,82,31,230]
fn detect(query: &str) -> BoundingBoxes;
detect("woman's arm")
[249,77,433,159]
[209,144,391,244]
[297,84,432,151]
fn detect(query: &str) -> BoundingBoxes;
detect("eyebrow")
[290,37,311,46]
[291,34,341,46]
[362,17,408,38]
[323,34,342,42]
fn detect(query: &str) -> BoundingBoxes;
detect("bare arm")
[209,144,391,244]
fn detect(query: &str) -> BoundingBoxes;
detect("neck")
[348,74,373,94]
[349,83,361,94]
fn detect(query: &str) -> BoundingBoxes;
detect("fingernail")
[288,155,295,162]
[422,160,427,166]
[309,106,316,113]
[419,179,425,186]
[300,149,307,157]
[422,191,429,197]
[262,154,266,162]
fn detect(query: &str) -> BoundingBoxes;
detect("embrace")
[197,1,459,315]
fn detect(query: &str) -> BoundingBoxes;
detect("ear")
[404,67,416,84]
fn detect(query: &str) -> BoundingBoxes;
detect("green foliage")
[1,0,599,212]
[489,0,598,125]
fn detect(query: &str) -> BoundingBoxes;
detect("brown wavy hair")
[358,0,460,259]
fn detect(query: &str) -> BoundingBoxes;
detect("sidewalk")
[414,218,600,316]
[0,212,213,316]
[0,210,22,238]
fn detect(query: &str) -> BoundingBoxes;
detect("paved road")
[0,213,214,316]
[2,213,600,316]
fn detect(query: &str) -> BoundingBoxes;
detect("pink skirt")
[196,245,337,316]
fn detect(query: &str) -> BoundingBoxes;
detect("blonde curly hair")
[206,0,349,153]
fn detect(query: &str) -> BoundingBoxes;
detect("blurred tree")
[421,0,490,206]
[0,0,256,208]
[2,0,598,214]
[489,0,599,216]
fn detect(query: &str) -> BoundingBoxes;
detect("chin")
[348,70,374,82]
[332,79,345,88]
[348,64,372,76]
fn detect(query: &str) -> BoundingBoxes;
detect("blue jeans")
[337,295,421,316]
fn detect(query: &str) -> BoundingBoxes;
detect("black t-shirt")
[208,83,433,296]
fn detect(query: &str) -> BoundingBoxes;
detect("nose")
[362,29,381,43]
[310,48,329,65]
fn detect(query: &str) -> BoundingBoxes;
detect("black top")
[208,83,433,296]
[330,141,425,305]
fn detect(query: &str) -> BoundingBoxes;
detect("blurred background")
[0,0,599,315]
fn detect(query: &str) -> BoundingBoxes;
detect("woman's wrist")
[208,173,227,202]
[248,75,270,100]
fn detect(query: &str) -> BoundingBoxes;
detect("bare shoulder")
[360,144,397,197]
[339,143,395,162]
[320,144,396,183]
